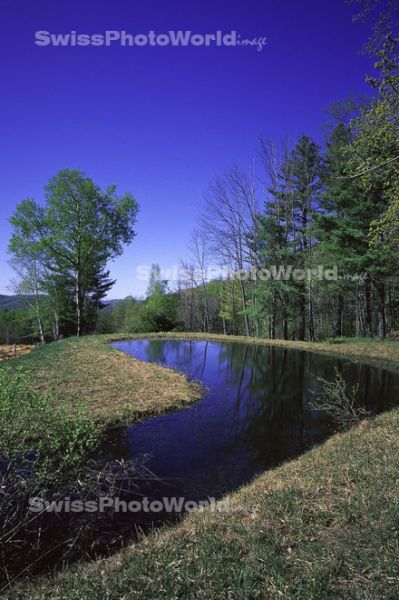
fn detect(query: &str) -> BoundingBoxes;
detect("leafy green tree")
[219,277,241,335]
[0,308,37,344]
[141,265,179,331]
[111,296,139,331]
[9,169,138,337]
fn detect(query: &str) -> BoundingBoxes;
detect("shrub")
[310,369,371,428]
[0,367,100,482]
[0,367,102,581]
[324,336,351,345]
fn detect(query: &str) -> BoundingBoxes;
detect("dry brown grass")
[10,336,201,424]
[0,344,34,362]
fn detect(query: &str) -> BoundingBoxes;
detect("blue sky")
[0,0,373,298]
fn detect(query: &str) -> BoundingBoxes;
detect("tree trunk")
[271,312,276,340]
[238,277,250,337]
[53,312,60,341]
[201,283,211,333]
[335,293,344,337]
[32,261,45,345]
[308,281,315,341]
[376,281,386,338]
[298,284,306,340]
[387,285,394,335]
[357,279,372,337]
[364,278,372,337]
[76,280,82,336]
[282,312,288,340]
[35,303,45,345]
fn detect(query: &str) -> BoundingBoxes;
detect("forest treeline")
[2,1,398,344]
[109,5,399,342]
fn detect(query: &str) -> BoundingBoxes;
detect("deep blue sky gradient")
[0,0,373,297]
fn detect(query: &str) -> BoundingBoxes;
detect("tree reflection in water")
[110,339,399,502]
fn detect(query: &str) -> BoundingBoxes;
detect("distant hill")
[0,294,33,311]
[102,299,124,312]
[0,295,124,313]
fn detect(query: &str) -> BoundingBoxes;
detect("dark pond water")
[108,338,399,507]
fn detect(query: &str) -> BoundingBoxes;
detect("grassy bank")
[3,334,399,598]
[5,335,201,424]
[8,408,399,599]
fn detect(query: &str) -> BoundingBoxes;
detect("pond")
[108,338,399,510]
[4,338,399,581]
